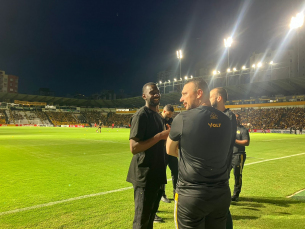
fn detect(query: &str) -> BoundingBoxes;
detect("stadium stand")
[236,107,305,130]
[0,110,7,124]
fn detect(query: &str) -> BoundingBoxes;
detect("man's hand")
[158,125,171,140]
[130,126,171,155]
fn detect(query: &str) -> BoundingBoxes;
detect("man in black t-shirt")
[166,78,232,229]
[231,114,250,201]
[160,104,178,203]
[127,82,170,229]
[210,87,237,229]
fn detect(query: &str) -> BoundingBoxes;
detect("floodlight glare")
[242,66,246,70]
[270,61,274,65]
[184,76,188,80]
[176,50,183,59]
[252,64,256,68]
[190,75,193,78]
[159,81,162,84]
[233,68,237,71]
[227,68,231,72]
[218,71,220,74]
[257,62,262,67]
[224,37,233,48]
[180,78,182,81]
[290,13,304,29]
[213,70,217,75]
[174,78,177,81]
[168,80,170,83]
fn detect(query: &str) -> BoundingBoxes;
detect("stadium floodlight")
[270,61,273,65]
[257,62,262,68]
[177,50,183,80]
[252,64,256,68]
[174,78,177,81]
[233,68,237,71]
[227,68,231,73]
[180,78,182,81]
[224,37,233,48]
[159,81,162,84]
[190,75,193,78]
[242,66,246,70]
[168,80,170,83]
[184,76,188,80]
[176,50,183,59]
[290,13,304,29]
[213,70,217,75]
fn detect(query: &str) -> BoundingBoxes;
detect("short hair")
[185,78,210,98]
[215,87,228,103]
[142,82,157,94]
[164,104,174,112]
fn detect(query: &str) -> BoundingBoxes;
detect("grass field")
[0,127,305,228]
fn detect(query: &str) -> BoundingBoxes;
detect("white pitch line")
[1,153,305,216]
[244,152,305,166]
[0,187,133,216]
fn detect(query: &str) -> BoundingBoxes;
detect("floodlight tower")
[290,12,304,77]
[176,50,183,80]
[224,37,233,68]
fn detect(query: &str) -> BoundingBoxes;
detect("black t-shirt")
[169,106,232,197]
[233,125,250,153]
[164,117,173,126]
[223,109,237,173]
[126,106,167,187]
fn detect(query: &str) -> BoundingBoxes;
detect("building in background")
[0,70,19,93]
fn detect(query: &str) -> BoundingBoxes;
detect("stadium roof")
[1,77,305,108]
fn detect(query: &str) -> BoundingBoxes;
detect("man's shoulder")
[133,106,148,117]
[239,125,248,131]
[223,108,236,119]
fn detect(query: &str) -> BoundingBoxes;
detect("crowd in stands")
[12,111,24,120]
[0,110,6,124]
[46,111,81,126]
[3,107,304,130]
[237,107,304,130]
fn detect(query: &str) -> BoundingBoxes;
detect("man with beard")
[160,104,178,203]
[127,82,170,229]
[210,87,237,228]
[231,113,250,201]
[166,78,232,229]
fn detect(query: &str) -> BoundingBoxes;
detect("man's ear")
[217,95,222,102]
[197,89,203,99]
[142,93,146,100]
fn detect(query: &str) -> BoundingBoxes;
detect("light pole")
[269,61,273,79]
[224,37,233,68]
[290,12,304,77]
[176,50,183,80]
[173,78,177,91]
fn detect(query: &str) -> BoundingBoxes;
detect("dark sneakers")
[161,195,171,203]
[154,214,163,223]
[231,195,239,202]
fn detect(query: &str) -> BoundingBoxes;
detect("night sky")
[0,0,303,97]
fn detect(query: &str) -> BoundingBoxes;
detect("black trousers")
[175,187,231,229]
[162,155,178,197]
[231,153,246,197]
[133,184,163,229]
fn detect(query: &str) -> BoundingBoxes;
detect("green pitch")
[0,127,305,228]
